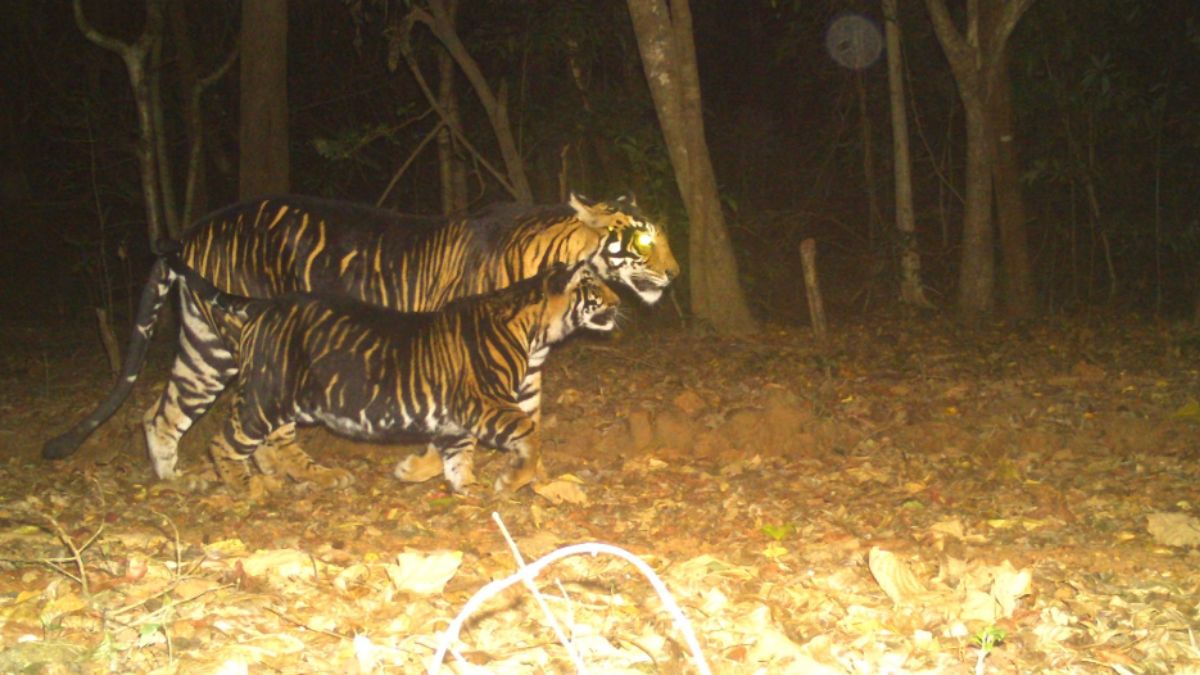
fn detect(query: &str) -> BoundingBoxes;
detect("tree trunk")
[167,0,207,229]
[627,0,756,333]
[924,0,1035,320]
[882,0,933,308]
[434,1,468,215]
[239,0,289,199]
[958,99,995,316]
[990,49,1036,318]
[855,70,881,246]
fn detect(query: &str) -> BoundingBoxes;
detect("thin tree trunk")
[168,0,206,230]
[434,1,467,215]
[855,70,881,247]
[182,46,238,228]
[149,34,178,237]
[990,45,1036,317]
[627,0,755,334]
[883,0,933,308]
[239,0,289,199]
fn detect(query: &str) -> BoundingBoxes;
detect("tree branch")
[377,120,445,207]
[398,10,518,198]
[923,0,972,76]
[986,0,1036,70]
[73,1,136,55]
[73,0,168,245]
[181,43,239,227]
[408,1,532,201]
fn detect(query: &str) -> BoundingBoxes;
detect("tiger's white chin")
[635,287,664,304]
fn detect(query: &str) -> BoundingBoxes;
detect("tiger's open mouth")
[588,308,618,330]
[632,276,664,292]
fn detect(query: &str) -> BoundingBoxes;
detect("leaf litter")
[1,314,1199,672]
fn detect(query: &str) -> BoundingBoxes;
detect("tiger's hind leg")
[144,299,237,481]
[257,423,354,489]
[393,443,444,484]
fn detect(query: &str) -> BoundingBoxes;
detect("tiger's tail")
[41,255,176,459]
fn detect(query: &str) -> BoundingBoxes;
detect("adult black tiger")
[163,253,619,496]
[43,194,678,485]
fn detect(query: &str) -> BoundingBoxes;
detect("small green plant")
[760,523,795,542]
[971,625,1007,675]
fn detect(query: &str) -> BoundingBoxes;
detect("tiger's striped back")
[180,195,671,309]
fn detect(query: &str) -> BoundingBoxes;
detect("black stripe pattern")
[43,193,677,487]
[167,256,619,494]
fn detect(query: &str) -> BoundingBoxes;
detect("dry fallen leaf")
[1146,512,1200,547]
[868,547,928,606]
[385,549,462,595]
[929,518,965,541]
[990,561,1033,619]
[239,549,319,581]
[532,479,588,505]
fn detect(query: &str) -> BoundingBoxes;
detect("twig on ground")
[429,512,711,675]
[492,512,588,673]
[36,513,104,597]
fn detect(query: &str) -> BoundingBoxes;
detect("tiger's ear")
[617,192,638,210]
[568,192,605,230]
[548,261,590,294]
[545,262,574,295]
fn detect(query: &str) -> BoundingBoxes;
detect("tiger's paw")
[493,465,536,495]
[251,449,279,475]
[440,449,477,495]
[493,456,546,494]
[246,474,286,501]
[170,470,217,493]
[444,460,477,495]
[394,451,444,483]
[298,465,355,489]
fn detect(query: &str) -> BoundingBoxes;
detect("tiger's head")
[569,192,680,304]
[541,262,621,344]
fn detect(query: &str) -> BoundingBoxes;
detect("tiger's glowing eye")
[634,231,655,250]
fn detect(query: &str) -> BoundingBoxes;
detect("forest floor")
[1,312,1199,674]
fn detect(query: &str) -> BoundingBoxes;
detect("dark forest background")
[2,0,1199,327]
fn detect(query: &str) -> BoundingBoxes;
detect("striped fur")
[42,194,677,482]
[164,254,619,495]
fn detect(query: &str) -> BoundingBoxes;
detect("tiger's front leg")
[437,437,478,494]
[494,435,545,494]
[395,437,481,495]
[516,370,543,425]
[256,423,354,489]
[208,414,282,500]
[482,406,544,494]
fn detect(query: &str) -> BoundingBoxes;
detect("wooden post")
[800,238,827,340]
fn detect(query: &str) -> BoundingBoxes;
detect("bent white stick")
[429,516,712,675]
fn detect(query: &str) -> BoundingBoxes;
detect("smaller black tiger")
[162,253,620,496]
